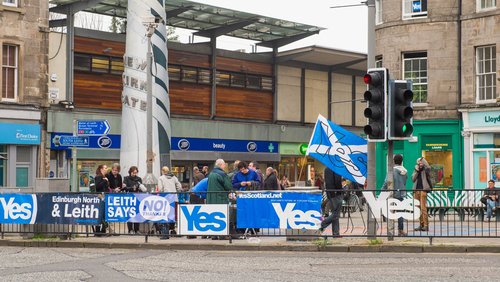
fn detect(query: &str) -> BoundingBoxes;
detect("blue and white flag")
[306,114,367,184]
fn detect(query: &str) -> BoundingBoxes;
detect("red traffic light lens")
[363,74,372,84]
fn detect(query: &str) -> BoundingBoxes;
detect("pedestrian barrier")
[0,189,498,243]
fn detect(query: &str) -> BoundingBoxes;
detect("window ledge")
[476,7,497,13]
[0,4,25,14]
[413,102,429,107]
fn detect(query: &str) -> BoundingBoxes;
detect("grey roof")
[49,0,324,48]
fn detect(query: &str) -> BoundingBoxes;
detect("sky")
[176,0,368,54]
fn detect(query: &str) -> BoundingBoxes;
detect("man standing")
[193,167,205,185]
[412,157,432,231]
[202,166,209,177]
[263,167,279,190]
[483,179,499,221]
[318,167,343,236]
[232,161,261,191]
[207,159,233,205]
[249,161,264,190]
[382,154,408,236]
[157,166,182,239]
[190,167,206,205]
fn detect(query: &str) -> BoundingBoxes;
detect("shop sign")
[279,143,306,155]
[0,123,40,145]
[171,137,278,153]
[50,132,121,150]
[422,136,452,151]
[468,111,500,128]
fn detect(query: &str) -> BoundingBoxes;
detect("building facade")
[0,0,49,190]
[374,0,499,189]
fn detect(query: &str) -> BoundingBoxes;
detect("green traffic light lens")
[402,124,407,133]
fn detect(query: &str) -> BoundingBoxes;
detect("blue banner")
[50,132,121,150]
[236,192,322,229]
[36,193,103,225]
[0,194,37,224]
[306,114,367,185]
[172,137,278,153]
[106,193,177,223]
[0,123,40,145]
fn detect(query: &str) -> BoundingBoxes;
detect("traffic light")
[363,68,388,141]
[389,80,413,139]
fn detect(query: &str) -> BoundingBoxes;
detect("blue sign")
[77,120,110,136]
[0,194,37,224]
[106,193,177,223]
[0,123,40,145]
[52,135,89,147]
[172,137,278,153]
[178,204,229,235]
[35,193,103,225]
[412,0,422,12]
[50,132,121,150]
[236,192,322,229]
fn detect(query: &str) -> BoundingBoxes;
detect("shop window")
[403,0,427,19]
[2,44,18,101]
[2,0,17,7]
[422,135,453,188]
[476,45,497,103]
[403,52,427,103]
[16,167,28,187]
[168,65,181,81]
[477,0,497,11]
[0,145,6,187]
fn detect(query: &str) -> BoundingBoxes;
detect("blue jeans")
[486,199,499,219]
[396,196,404,231]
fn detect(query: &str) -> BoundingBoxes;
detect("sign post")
[72,119,78,193]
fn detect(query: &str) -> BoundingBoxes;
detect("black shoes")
[414,226,429,231]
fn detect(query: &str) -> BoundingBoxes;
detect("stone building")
[0,0,49,189]
[374,0,499,189]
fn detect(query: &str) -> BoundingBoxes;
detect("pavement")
[1,233,500,253]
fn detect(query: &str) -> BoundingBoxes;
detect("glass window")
[477,0,497,10]
[91,56,109,73]
[74,53,91,71]
[403,0,427,19]
[375,0,383,24]
[110,57,124,75]
[16,167,29,187]
[375,56,383,68]
[2,44,18,100]
[216,71,230,86]
[0,145,6,187]
[247,75,261,89]
[2,0,17,7]
[168,65,181,81]
[182,67,197,82]
[261,76,273,90]
[231,73,245,87]
[16,146,30,163]
[198,69,211,84]
[403,52,427,103]
[476,45,497,102]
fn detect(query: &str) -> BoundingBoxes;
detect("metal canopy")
[49,0,324,46]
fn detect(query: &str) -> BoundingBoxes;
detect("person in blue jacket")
[191,177,208,200]
[232,161,261,191]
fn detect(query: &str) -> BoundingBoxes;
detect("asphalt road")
[0,247,499,281]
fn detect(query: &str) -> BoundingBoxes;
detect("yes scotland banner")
[106,193,176,223]
[236,192,322,229]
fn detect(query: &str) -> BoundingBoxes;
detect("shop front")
[461,109,500,189]
[171,137,280,188]
[279,142,325,187]
[0,122,41,188]
[376,120,463,190]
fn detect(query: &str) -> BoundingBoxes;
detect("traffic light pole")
[387,140,394,240]
[366,0,377,239]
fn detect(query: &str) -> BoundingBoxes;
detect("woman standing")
[106,163,123,193]
[123,166,143,234]
[94,164,109,236]
[412,157,432,232]
[280,175,291,190]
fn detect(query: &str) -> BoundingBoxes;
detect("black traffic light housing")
[363,68,388,141]
[388,80,414,139]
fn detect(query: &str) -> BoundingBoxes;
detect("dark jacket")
[263,173,279,190]
[95,175,109,193]
[123,175,143,193]
[193,171,205,185]
[232,169,261,191]
[206,167,233,204]
[412,157,432,192]
[324,167,343,199]
[106,172,123,192]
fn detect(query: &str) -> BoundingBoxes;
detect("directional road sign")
[77,120,110,136]
[52,135,90,147]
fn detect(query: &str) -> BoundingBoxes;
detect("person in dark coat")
[318,167,343,236]
[263,167,279,190]
[123,166,143,234]
[206,159,233,205]
[412,157,432,231]
[106,163,123,193]
[94,164,109,236]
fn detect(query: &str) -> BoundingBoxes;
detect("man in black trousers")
[318,167,343,236]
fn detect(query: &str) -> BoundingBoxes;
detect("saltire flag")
[306,114,367,184]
